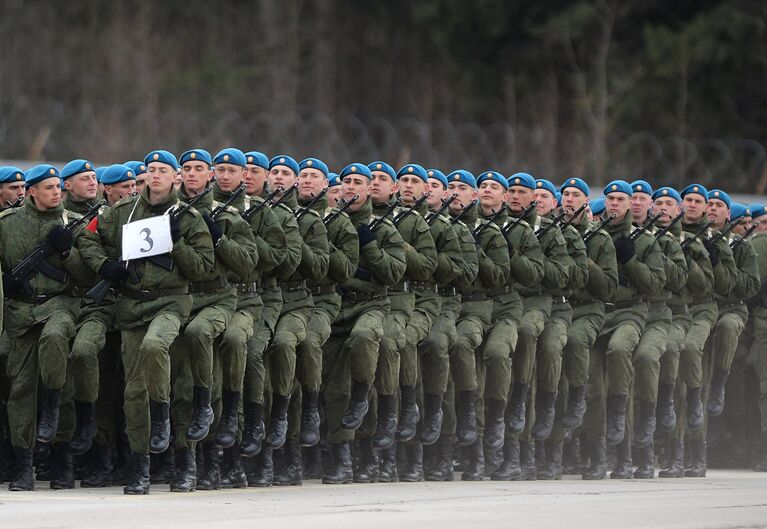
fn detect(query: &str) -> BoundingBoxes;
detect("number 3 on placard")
[139,228,154,253]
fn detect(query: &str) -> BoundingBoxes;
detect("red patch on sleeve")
[86,217,98,233]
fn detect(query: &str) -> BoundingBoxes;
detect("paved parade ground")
[2,470,766,529]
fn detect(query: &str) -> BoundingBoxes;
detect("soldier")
[746,215,767,471]
[581,180,665,480]
[326,173,343,207]
[0,164,91,491]
[321,163,406,484]
[61,159,99,214]
[0,166,25,210]
[125,161,149,195]
[79,149,215,494]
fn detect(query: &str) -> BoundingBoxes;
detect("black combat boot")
[633,442,655,479]
[8,446,34,491]
[562,436,581,475]
[707,368,730,417]
[265,393,291,449]
[686,387,705,431]
[216,390,241,449]
[634,400,657,448]
[322,442,353,484]
[507,382,530,434]
[49,442,75,489]
[461,437,485,481]
[341,382,370,430]
[150,445,175,483]
[400,442,423,482]
[372,393,397,449]
[420,393,444,446]
[220,445,248,488]
[455,390,478,446]
[170,447,197,492]
[378,444,398,482]
[353,437,379,483]
[248,446,273,487]
[581,437,607,480]
[491,439,522,481]
[610,439,633,479]
[532,390,558,441]
[123,453,151,495]
[658,438,685,478]
[302,444,323,479]
[484,398,507,451]
[397,386,420,442]
[561,385,587,429]
[149,401,171,454]
[656,382,676,433]
[197,443,222,490]
[538,440,563,480]
[685,437,707,477]
[425,435,454,481]
[299,390,321,447]
[606,393,628,446]
[37,387,62,443]
[81,445,112,487]
[241,400,265,458]
[70,401,97,456]
[187,386,214,442]
[274,438,302,486]
[520,441,537,480]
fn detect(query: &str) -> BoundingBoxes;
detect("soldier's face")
[447,182,477,213]
[398,175,426,205]
[370,172,397,203]
[298,168,327,201]
[683,194,706,222]
[182,161,212,194]
[135,175,148,194]
[630,193,653,224]
[341,175,370,210]
[755,214,767,232]
[505,186,532,213]
[65,171,98,201]
[605,192,630,221]
[562,188,587,220]
[245,165,268,195]
[706,198,729,227]
[104,180,136,206]
[268,166,296,196]
[214,163,244,193]
[733,217,750,235]
[28,177,62,209]
[146,162,176,196]
[533,190,557,216]
[0,181,25,206]
[478,181,506,213]
[426,179,447,209]
[652,197,680,225]
[327,186,343,207]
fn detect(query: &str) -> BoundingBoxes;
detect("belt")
[189,277,229,294]
[234,281,262,295]
[278,280,307,292]
[438,286,459,297]
[461,291,487,302]
[10,294,55,305]
[340,290,387,304]
[648,301,666,310]
[120,286,189,301]
[718,300,745,310]
[552,296,568,304]
[310,284,337,296]
[605,300,638,312]
[570,299,595,307]
[388,281,411,293]
[411,281,438,293]
[669,304,689,315]
[488,286,511,297]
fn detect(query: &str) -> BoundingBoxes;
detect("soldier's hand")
[2,273,22,295]
[203,214,223,246]
[702,238,719,267]
[356,224,376,247]
[98,260,130,282]
[170,216,183,243]
[47,225,73,254]
[613,234,636,264]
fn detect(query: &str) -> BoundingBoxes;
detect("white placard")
[121,215,173,260]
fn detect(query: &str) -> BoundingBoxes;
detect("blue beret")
[426,169,448,188]
[730,202,749,220]
[560,177,590,196]
[95,166,107,183]
[269,154,299,175]
[630,179,653,196]
[61,159,95,180]
[145,150,179,170]
[25,164,60,188]
[749,203,766,218]
[101,164,136,185]
[124,161,147,176]
[397,164,428,183]
[0,166,25,184]
[340,163,373,180]
[213,148,247,168]
[447,170,477,188]
[299,158,329,177]
[707,189,731,208]
[478,171,510,190]
[327,173,341,187]
[368,161,397,182]
[603,180,633,196]
[556,192,562,206]
[680,184,708,200]
[180,149,213,167]
[535,179,557,197]
[590,197,606,216]
[507,172,535,190]
[244,151,270,169]
[652,186,682,202]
